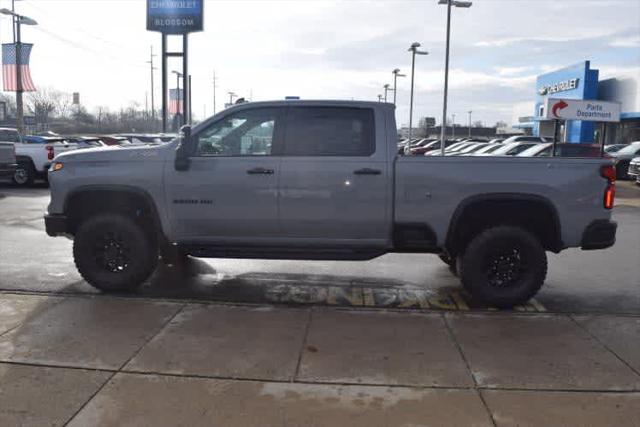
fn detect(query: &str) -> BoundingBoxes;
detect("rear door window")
[283,107,375,156]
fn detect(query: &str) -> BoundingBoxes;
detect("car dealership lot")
[0,181,639,426]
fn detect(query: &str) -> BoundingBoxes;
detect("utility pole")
[468,110,472,137]
[147,46,156,121]
[212,71,217,115]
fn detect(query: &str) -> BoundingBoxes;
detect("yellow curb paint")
[326,286,363,307]
[450,291,469,311]
[529,298,546,312]
[363,288,376,307]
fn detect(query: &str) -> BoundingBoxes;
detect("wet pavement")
[0,181,638,314]
[0,181,639,425]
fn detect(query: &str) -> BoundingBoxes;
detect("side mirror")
[174,125,193,171]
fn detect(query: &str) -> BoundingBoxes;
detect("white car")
[517,143,553,157]
[475,141,541,156]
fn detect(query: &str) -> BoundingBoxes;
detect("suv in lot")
[45,100,617,307]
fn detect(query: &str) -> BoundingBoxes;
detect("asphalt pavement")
[0,180,638,314]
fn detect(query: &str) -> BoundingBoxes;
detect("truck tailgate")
[394,156,613,248]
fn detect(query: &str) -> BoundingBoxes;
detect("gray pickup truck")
[45,100,617,307]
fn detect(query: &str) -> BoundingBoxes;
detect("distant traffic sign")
[544,98,621,123]
[147,0,204,34]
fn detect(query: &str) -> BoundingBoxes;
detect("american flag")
[2,43,36,92]
[169,88,183,114]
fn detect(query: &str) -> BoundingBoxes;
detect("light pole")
[0,8,37,135]
[452,113,456,138]
[408,42,429,143]
[467,110,472,137]
[377,94,383,102]
[383,84,391,102]
[438,0,472,155]
[392,69,406,106]
[228,92,236,105]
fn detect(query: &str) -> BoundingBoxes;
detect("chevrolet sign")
[538,78,579,96]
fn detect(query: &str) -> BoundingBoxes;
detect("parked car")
[628,156,640,181]
[449,142,490,156]
[424,141,476,156]
[64,136,108,150]
[472,143,503,155]
[14,136,78,186]
[487,138,505,144]
[604,144,627,153]
[0,128,19,179]
[98,135,131,146]
[517,143,553,157]
[610,141,640,179]
[476,141,540,156]
[501,136,547,144]
[46,100,617,308]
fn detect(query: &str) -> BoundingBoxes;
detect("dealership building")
[518,61,640,144]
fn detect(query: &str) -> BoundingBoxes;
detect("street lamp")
[438,0,472,155]
[228,91,236,105]
[383,84,391,103]
[0,8,37,134]
[392,68,406,106]
[408,42,428,143]
[467,110,472,137]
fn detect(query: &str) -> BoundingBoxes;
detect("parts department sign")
[544,98,621,123]
[147,0,203,34]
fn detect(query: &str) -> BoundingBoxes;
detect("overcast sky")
[5,0,640,126]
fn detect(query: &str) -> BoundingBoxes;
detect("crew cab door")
[278,106,391,247]
[165,107,284,242]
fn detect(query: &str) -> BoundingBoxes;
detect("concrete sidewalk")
[0,293,639,426]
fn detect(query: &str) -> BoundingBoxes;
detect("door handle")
[247,167,274,175]
[353,168,381,175]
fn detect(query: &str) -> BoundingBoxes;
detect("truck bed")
[394,155,611,248]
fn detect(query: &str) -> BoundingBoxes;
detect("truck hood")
[54,142,175,163]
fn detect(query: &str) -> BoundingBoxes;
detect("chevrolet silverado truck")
[45,101,617,307]
[14,136,78,186]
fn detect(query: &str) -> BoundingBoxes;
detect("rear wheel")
[459,226,547,308]
[12,161,35,187]
[73,213,158,292]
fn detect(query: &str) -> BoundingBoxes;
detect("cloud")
[610,35,640,47]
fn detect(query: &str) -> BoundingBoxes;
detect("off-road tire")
[73,213,158,292]
[12,161,35,187]
[459,226,547,308]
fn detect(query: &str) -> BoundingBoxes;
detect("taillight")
[46,145,54,160]
[600,164,616,209]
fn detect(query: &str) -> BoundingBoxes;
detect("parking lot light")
[392,69,406,106]
[408,42,429,143]
[383,84,391,102]
[439,0,472,156]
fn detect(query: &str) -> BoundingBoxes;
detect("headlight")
[50,162,64,172]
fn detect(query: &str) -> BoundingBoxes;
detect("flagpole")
[15,17,24,134]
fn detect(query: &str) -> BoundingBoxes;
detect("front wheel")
[459,226,547,308]
[73,213,158,292]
